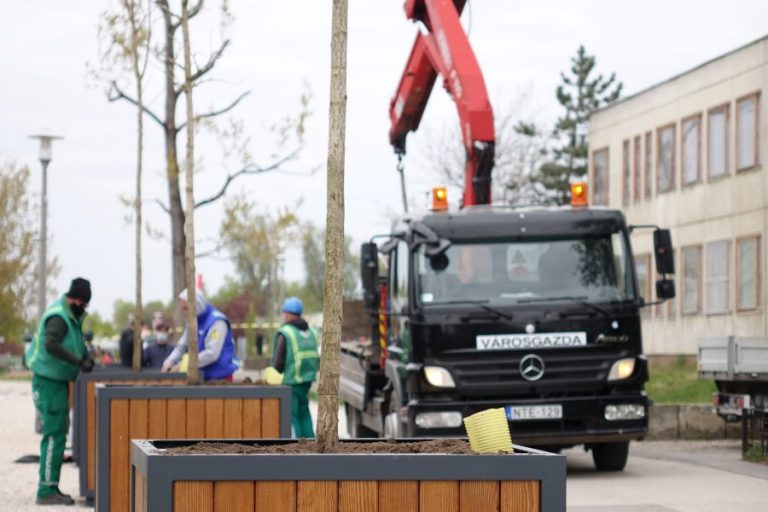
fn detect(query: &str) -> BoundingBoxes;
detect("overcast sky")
[1,0,766,320]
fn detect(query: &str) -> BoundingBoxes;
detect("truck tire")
[591,441,629,471]
[383,391,403,439]
[346,406,376,438]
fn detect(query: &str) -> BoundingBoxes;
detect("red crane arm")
[389,0,495,206]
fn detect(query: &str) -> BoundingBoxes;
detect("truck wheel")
[346,406,376,438]
[591,441,629,471]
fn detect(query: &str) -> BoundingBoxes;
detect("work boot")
[35,489,75,505]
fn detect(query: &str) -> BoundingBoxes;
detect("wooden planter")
[74,369,186,500]
[97,385,292,512]
[130,439,565,512]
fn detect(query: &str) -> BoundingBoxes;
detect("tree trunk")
[316,0,348,453]
[130,0,145,373]
[158,0,187,303]
[181,0,199,385]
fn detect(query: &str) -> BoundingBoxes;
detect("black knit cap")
[66,277,91,303]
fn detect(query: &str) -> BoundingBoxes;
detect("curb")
[647,404,742,440]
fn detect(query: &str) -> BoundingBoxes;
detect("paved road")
[1,380,766,511]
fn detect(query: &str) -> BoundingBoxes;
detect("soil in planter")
[162,438,486,455]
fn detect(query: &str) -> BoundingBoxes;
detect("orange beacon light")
[571,182,588,207]
[432,187,449,211]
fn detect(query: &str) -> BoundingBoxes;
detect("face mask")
[71,304,85,317]
[156,333,168,344]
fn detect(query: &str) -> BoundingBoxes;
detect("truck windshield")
[417,233,636,305]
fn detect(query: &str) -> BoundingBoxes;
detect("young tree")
[107,1,308,303]
[537,46,622,204]
[100,0,152,371]
[0,163,38,340]
[316,0,348,453]
[180,0,200,384]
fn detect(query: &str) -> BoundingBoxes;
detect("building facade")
[589,36,766,355]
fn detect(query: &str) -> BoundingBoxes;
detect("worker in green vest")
[270,297,319,438]
[26,278,95,505]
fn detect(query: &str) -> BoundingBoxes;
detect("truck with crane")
[339,0,677,471]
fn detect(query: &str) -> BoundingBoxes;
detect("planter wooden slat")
[223,399,244,438]
[99,386,291,512]
[167,399,186,438]
[212,482,254,512]
[460,481,499,511]
[501,481,541,512]
[298,481,338,512]
[174,482,213,511]
[262,399,281,437]
[339,481,376,512]
[148,399,167,438]
[133,468,147,512]
[254,481,296,511]
[205,399,225,437]
[242,399,262,437]
[75,369,185,500]
[110,400,130,512]
[379,481,418,512]
[421,481,459,512]
[187,399,206,437]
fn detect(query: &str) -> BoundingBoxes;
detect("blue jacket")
[197,304,237,380]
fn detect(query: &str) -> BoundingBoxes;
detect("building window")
[592,148,609,206]
[635,254,651,316]
[633,136,642,202]
[682,246,702,315]
[681,114,701,186]
[622,140,631,206]
[705,240,731,314]
[737,236,760,311]
[657,124,676,193]
[708,104,729,179]
[644,131,653,198]
[736,93,760,171]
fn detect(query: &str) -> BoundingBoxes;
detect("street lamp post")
[29,133,63,320]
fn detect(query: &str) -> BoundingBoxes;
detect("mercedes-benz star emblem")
[525,323,536,334]
[520,354,545,381]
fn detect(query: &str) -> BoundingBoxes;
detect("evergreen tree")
[538,46,622,204]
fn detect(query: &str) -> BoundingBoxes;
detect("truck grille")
[428,348,630,398]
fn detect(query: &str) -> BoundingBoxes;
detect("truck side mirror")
[361,242,379,307]
[654,229,675,275]
[656,278,675,300]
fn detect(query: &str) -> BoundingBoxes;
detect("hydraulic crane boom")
[389,0,495,206]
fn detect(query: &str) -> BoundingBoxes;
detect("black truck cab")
[340,205,675,471]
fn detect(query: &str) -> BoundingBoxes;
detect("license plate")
[506,405,563,421]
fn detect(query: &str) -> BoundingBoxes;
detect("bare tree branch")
[174,39,231,95]
[108,81,164,127]
[153,198,170,214]
[176,91,251,133]
[194,149,301,209]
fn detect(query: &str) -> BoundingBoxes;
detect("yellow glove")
[264,366,284,385]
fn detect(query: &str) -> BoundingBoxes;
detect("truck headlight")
[605,404,646,421]
[415,411,463,428]
[423,366,456,388]
[607,358,636,381]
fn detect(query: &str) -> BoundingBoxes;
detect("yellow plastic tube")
[463,408,514,454]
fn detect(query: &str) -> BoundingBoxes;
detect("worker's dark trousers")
[290,382,314,438]
[32,374,69,498]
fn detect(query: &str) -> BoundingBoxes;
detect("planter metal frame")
[131,438,566,511]
[74,369,185,499]
[98,385,292,510]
